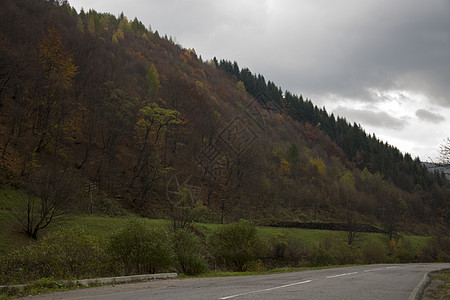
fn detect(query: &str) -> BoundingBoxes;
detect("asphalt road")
[22,263,450,300]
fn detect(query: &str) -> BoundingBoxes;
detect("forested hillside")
[0,0,448,236]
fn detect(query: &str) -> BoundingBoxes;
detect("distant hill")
[424,162,450,180]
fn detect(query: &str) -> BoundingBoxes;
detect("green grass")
[179,264,358,278]
[61,216,170,236]
[0,187,34,254]
[0,186,171,254]
[0,185,431,256]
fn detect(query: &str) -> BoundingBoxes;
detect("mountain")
[424,162,450,181]
[0,0,448,234]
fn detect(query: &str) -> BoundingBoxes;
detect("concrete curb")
[0,272,178,292]
[408,272,430,300]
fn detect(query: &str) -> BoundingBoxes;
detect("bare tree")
[14,165,73,239]
[166,174,203,232]
[439,137,450,165]
[345,210,359,245]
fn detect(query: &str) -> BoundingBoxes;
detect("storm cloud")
[415,109,445,124]
[333,106,407,130]
[69,0,450,160]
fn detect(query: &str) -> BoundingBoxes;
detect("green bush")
[208,220,261,271]
[361,239,387,264]
[308,247,337,267]
[332,241,363,265]
[269,233,288,258]
[421,239,440,262]
[268,233,309,261]
[394,240,420,263]
[108,219,173,275]
[437,251,450,262]
[285,235,309,260]
[0,226,108,284]
[172,229,208,275]
[421,237,450,262]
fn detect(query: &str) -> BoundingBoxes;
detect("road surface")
[21,263,450,300]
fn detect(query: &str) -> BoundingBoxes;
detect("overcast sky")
[69,0,450,162]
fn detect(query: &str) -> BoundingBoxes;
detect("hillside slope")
[0,0,448,235]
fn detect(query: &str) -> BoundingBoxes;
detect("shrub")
[208,220,261,271]
[437,251,450,262]
[361,239,387,264]
[421,237,450,262]
[269,233,288,258]
[108,219,173,275]
[394,240,420,263]
[332,241,363,265]
[308,248,336,267]
[285,235,309,260]
[247,259,267,272]
[268,233,309,262]
[172,229,208,275]
[0,226,108,284]
[421,239,440,262]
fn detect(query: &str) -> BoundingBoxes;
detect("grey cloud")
[254,0,450,106]
[415,109,445,124]
[332,106,407,130]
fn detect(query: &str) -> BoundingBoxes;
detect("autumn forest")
[0,0,449,242]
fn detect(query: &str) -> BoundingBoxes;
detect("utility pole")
[85,182,96,214]
[219,198,227,224]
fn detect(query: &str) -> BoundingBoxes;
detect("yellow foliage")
[303,147,313,159]
[184,49,193,59]
[76,18,84,32]
[195,81,205,89]
[309,156,327,175]
[280,158,291,177]
[236,81,246,93]
[87,17,96,34]
[137,102,181,135]
[179,53,188,63]
[340,170,355,187]
[112,28,124,43]
[272,146,283,159]
[39,27,78,88]
[361,167,372,182]
[389,239,398,255]
[118,17,132,34]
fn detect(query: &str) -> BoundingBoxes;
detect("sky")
[69,0,450,162]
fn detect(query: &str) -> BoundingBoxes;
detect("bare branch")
[439,137,450,165]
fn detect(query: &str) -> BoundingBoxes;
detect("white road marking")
[220,265,400,299]
[218,280,312,299]
[364,267,385,272]
[326,272,358,279]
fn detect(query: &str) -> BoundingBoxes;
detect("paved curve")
[21,263,450,300]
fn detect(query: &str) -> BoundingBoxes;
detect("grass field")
[0,186,430,255]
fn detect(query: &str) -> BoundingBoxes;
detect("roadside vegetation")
[1,212,449,285]
[0,187,449,298]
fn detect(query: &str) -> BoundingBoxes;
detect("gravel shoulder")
[421,269,450,300]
